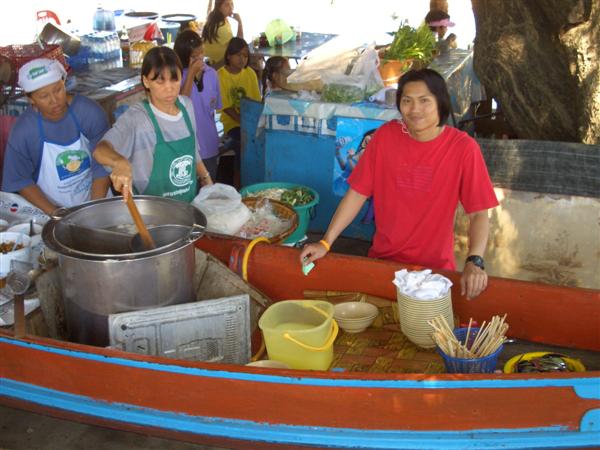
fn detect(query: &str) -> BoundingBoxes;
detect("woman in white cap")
[1,58,111,214]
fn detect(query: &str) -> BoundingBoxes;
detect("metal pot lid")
[42,196,206,260]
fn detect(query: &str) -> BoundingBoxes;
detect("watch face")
[467,255,485,270]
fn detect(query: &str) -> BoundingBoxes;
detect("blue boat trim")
[580,410,600,432]
[2,337,598,392]
[575,384,600,399]
[1,379,599,449]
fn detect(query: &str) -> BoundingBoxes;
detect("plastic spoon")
[125,196,155,250]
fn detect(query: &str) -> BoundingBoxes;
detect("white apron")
[36,108,93,208]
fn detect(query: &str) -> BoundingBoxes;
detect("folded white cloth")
[392,269,453,300]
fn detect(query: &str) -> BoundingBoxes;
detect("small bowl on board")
[334,301,379,334]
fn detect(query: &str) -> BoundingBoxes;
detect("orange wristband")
[319,240,331,252]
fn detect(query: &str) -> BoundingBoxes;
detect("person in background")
[2,58,110,214]
[262,56,292,97]
[174,29,222,181]
[93,47,212,202]
[425,9,457,53]
[217,37,261,186]
[301,69,498,300]
[202,0,244,68]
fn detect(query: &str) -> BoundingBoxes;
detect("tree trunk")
[471,0,599,144]
[430,1,449,13]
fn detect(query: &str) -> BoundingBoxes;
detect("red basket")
[0,43,69,73]
[0,44,69,97]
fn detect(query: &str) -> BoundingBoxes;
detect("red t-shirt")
[348,121,498,270]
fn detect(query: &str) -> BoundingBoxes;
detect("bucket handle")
[283,304,339,351]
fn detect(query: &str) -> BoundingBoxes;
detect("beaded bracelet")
[319,240,331,252]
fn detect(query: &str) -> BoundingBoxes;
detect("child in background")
[217,37,261,186]
[174,30,222,181]
[202,0,245,67]
[262,56,292,97]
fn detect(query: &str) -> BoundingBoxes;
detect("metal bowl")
[129,224,204,253]
[42,196,206,260]
[39,23,81,57]
[124,11,159,20]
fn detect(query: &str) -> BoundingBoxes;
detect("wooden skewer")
[429,314,509,360]
[126,196,156,250]
[464,318,473,351]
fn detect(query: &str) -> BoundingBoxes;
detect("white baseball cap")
[18,58,67,93]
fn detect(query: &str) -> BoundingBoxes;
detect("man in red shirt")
[300,69,498,300]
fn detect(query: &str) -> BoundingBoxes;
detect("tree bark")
[471,0,599,144]
[430,1,449,13]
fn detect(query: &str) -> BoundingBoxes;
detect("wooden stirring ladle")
[125,196,156,250]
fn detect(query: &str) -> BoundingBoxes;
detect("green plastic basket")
[240,182,319,244]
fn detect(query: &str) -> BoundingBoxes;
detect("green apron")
[141,99,197,202]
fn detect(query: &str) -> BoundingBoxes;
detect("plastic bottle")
[93,5,116,32]
[119,25,130,68]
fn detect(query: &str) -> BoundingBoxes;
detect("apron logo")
[55,150,91,181]
[10,203,19,213]
[169,156,194,187]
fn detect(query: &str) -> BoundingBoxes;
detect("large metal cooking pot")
[42,196,206,346]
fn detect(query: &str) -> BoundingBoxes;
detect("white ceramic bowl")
[6,222,43,248]
[0,232,32,277]
[246,360,290,369]
[334,301,379,334]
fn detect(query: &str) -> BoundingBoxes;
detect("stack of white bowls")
[397,290,454,348]
[333,301,379,334]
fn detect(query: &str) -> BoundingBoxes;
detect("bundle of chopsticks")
[428,314,509,359]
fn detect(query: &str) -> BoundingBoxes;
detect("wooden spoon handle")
[126,196,156,250]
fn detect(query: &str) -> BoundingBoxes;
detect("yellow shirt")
[204,20,233,65]
[217,66,261,134]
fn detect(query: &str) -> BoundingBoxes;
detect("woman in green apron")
[94,47,213,202]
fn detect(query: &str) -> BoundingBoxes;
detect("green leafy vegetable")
[322,83,365,103]
[384,21,437,66]
[280,187,314,206]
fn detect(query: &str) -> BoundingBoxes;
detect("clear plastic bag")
[321,73,366,103]
[236,199,292,240]
[192,183,251,235]
[286,37,364,87]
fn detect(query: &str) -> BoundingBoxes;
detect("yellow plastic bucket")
[258,300,338,370]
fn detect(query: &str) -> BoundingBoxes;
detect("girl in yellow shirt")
[202,0,244,67]
[217,38,261,186]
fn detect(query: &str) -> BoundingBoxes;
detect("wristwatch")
[466,255,485,270]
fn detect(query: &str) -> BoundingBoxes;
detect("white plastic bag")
[350,47,384,97]
[192,183,251,235]
[286,36,364,86]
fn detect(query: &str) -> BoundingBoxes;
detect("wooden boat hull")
[1,236,599,449]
